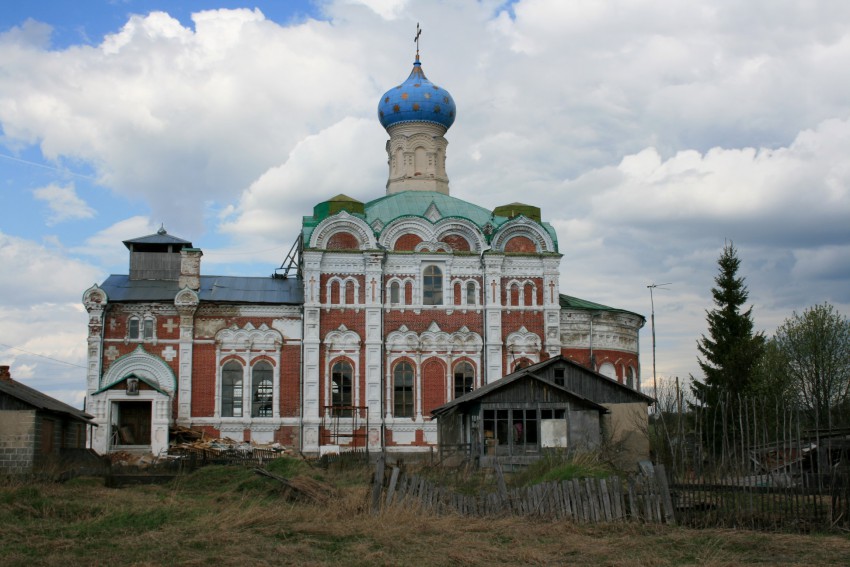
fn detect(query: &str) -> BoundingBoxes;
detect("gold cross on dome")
[414,23,422,55]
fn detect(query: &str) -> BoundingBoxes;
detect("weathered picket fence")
[371,458,675,524]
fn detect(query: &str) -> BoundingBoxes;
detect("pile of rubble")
[168,425,294,464]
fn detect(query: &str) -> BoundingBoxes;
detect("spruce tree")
[691,242,765,409]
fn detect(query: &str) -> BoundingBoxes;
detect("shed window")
[422,266,443,305]
[252,361,273,417]
[453,361,474,399]
[221,361,243,417]
[393,361,414,418]
[331,360,353,417]
[554,368,565,387]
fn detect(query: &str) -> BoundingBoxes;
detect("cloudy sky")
[2,0,849,408]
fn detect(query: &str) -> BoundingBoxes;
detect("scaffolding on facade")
[320,405,369,450]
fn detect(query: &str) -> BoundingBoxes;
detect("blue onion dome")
[378,54,456,131]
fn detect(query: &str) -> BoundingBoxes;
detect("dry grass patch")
[2,464,850,566]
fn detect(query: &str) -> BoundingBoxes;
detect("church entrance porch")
[111,400,152,451]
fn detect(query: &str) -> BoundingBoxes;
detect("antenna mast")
[647,282,672,408]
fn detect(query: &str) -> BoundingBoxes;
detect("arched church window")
[394,361,414,418]
[626,366,635,389]
[128,317,140,340]
[466,282,476,305]
[345,280,356,304]
[331,360,353,417]
[524,282,535,306]
[454,361,474,399]
[128,316,155,341]
[221,361,243,418]
[389,282,400,305]
[422,266,443,305]
[251,361,273,417]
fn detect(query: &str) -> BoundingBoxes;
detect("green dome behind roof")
[312,194,365,221]
[493,202,541,223]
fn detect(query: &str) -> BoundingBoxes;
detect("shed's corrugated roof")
[100,275,303,304]
[0,378,95,424]
[560,294,645,320]
[431,355,653,416]
[431,367,609,417]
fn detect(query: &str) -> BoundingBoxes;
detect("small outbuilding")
[0,366,95,475]
[431,356,654,469]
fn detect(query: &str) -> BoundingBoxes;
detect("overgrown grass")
[2,460,850,566]
[510,450,614,488]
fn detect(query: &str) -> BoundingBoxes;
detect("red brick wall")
[320,274,366,304]
[561,347,640,384]
[280,344,301,417]
[441,234,470,251]
[504,235,536,253]
[192,343,217,417]
[327,231,359,250]
[501,310,546,373]
[384,310,484,336]
[394,233,423,251]
[421,357,446,418]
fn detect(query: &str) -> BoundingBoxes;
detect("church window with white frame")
[466,281,476,306]
[128,315,155,341]
[422,265,443,305]
[331,360,353,417]
[221,361,244,418]
[251,361,273,418]
[453,361,474,399]
[393,361,414,418]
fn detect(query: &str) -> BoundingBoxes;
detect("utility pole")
[647,282,671,409]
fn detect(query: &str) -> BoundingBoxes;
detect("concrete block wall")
[0,410,37,474]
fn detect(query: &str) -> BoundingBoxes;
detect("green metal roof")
[302,190,559,251]
[559,293,645,320]
[365,191,498,228]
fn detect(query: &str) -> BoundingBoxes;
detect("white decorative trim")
[309,210,377,250]
[414,240,452,253]
[504,279,538,307]
[325,276,361,306]
[386,323,483,355]
[433,218,487,252]
[491,217,555,253]
[324,325,361,350]
[506,326,542,364]
[100,345,177,393]
[380,217,433,249]
[449,278,480,307]
[216,322,283,351]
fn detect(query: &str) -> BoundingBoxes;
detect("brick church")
[82,48,645,456]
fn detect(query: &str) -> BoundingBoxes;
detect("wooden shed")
[431,356,654,469]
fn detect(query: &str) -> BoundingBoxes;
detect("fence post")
[655,464,676,525]
[370,455,385,514]
[385,466,400,507]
